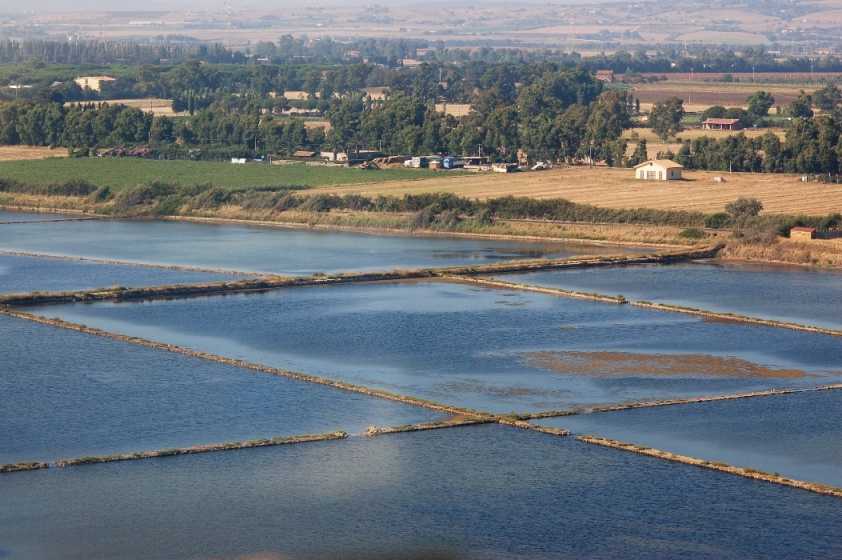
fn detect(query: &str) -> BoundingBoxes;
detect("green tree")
[746,91,774,122]
[649,97,684,140]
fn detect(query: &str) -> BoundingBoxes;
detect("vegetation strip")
[517,384,842,420]
[577,435,842,499]
[0,308,487,419]
[631,301,842,338]
[0,246,719,307]
[0,249,264,277]
[0,217,100,225]
[0,432,348,474]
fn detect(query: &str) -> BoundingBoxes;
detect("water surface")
[30,281,842,414]
[0,210,73,223]
[0,315,443,464]
[0,254,243,294]
[499,261,842,329]
[539,390,842,487]
[1,425,840,560]
[0,217,639,274]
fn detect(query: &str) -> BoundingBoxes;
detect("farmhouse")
[74,75,116,92]
[435,103,474,118]
[634,160,683,181]
[702,118,743,131]
[790,226,817,241]
[362,86,390,101]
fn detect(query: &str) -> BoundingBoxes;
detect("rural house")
[634,160,683,181]
[435,103,474,118]
[790,226,817,241]
[702,118,743,131]
[595,70,615,83]
[73,75,116,92]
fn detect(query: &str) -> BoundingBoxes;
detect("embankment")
[0,308,488,419]
[0,246,720,307]
[442,275,628,304]
[1,431,347,474]
[0,249,262,276]
[632,301,842,338]
[520,383,842,420]
[364,416,494,436]
[578,435,842,499]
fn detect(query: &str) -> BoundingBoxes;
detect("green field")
[0,158,442,191]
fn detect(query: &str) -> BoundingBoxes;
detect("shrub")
[704,212,732,229]
[725,197,763,219]
[679,228,705,239]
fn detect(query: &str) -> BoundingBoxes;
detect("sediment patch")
[525,351,808,379]
[0,432,348,474]
[577,435,842,499]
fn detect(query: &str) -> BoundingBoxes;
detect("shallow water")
[0,254,243,294]
[0,315,444,464]
[498,261,842,329]
[0,217,638,274]
[29,281,842,414]
[1,424,840,560]
[539,390,842,487]
[0,210,70,223]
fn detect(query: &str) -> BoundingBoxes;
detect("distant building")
[362,86,390,101]
[634,160,683,181]
[702,118,742,131]
[73,75,116,92]
[435,103,474,118]
[283,90,313,101]
[790,226,817,241]
[595,70,615,83]
[401,58,423,68]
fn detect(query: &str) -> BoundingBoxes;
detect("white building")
[73,76,116,92]
[634,160,683,181]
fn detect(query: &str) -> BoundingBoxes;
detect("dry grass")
[309,166,842,215]
[0,145,68,161]
[722,237,842,268]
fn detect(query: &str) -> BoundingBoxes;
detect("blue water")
[539,390,842,487]
[28,281,842,414]
[499,261,842,329]
[0,216,640,274]
[0,254,243,294]
[1,424,840,560]
[0,315,444,464]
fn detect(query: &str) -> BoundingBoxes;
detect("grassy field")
[0,146,68,162]
[0,158,441,190]
[310,166,842,215]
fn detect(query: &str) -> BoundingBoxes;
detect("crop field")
[0,145,68,161]
[634,80,816,112]
[311,166,842,215]
[0,158,439,190]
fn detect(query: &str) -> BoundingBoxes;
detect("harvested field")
[623,127,786,159]
[309,166,842,215]
[0,145,68,161]
[65,98,186,117]
[634,81,815,111]
[525,351,809,379]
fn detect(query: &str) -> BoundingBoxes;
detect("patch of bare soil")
[526,351,806,379]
